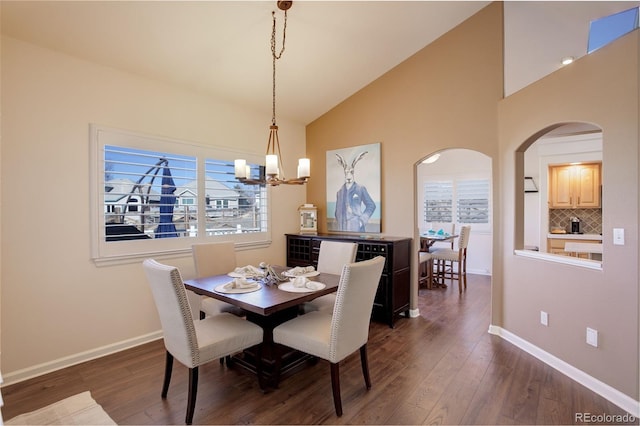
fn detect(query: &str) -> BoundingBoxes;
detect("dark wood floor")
[3,274,635,425]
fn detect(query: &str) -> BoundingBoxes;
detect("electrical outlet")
[586,327,598,347]
[540,311,548,326]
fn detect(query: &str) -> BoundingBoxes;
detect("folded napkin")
[287,266,316,276]
[233,265,265,277]
[291,276,323,290]
[224,277,258,290]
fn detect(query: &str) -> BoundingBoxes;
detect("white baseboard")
[1,331,163,387]
[467,268,491,276]
[488,325,640,417]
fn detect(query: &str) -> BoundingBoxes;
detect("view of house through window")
[102,145,266,241]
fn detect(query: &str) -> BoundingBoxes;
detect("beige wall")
[306,0,639,407]
[498,31,639,401]
[0,36,305,379]
[306,3,503,307]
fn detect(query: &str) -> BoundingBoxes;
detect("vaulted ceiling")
[2,1,637,124]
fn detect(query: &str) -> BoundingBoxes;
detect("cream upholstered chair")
[430,225,470,293]
[192,242,244,319]
[418,250,433,289]
[304,240,358,312]
[273,256,385,416]
[143,259,263,425]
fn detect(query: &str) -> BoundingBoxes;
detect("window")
[203,158,266,235]
[104,145,196,241]
[424,179,490,225]
[588,6,639,54]
[91,125,270,264]
[424,181,453,223]
[456,179,490,223]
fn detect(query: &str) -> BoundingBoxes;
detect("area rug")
[5,391,116,425]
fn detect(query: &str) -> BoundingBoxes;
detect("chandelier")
[235,1,310,186]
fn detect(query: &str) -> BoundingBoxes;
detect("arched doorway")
[413,148,493,311]
[517,122,603,264]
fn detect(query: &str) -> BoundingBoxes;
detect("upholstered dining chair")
[142,259,263,425]
[303,240,358,312]
[192,242,245,319]
[430,225,471,293]
[273,256,385,416]
[418,249,433,289]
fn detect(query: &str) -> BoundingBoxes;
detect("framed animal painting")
[326,142,381,233]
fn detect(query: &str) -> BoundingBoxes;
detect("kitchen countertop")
[547,233,602,241]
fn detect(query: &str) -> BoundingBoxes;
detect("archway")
[516,122,603,264]
[413,148,493,314]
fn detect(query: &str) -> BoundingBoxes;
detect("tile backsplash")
[549,208,602,234]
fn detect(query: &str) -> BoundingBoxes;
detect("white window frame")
[90,124,271,265]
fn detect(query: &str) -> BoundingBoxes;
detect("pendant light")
[235,1,309,186]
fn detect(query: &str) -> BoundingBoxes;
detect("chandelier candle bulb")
[298,158,310,178]
[266,154,279,176]
[234,159,247,178]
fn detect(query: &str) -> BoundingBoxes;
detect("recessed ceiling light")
[561,56,574,66]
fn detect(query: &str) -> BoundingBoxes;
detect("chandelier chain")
[234,3,307,186]
[271,10,287,125]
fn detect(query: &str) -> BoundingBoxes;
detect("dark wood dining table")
[183,266,341,388]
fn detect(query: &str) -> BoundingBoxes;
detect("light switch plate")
[540,311,548,326]
[586,327,598,347]
[613,228,624,245]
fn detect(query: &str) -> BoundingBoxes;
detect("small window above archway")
[588,6,639,54]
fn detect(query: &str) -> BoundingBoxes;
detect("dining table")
[420,232,458,252]
[183,265,341,389]
[419,233,458,288]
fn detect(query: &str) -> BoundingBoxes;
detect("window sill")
[93,239,272,267]
[514,249,602,271]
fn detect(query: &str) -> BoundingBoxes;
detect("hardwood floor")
[2,274,635,425]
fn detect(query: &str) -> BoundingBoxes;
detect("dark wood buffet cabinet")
[285,233,412,327]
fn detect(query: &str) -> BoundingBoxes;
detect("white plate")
[278,281,326,293]
[215,282,262,294]
[282,270,320,278]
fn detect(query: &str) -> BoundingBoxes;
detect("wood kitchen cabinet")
[548,163,601,208]
[286,233,411,328]
[547,237,601,258]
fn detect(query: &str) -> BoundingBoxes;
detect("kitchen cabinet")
[286,233,411,328]
[548,163,601,208]
[547,236,602,258]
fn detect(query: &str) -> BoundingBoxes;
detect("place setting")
[281,265,320,278]
[278,275,326,293]
[214,263,326,294]
[278,265,325,293]
[214,264,268,294]
[215,277,262,294]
